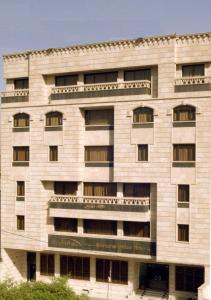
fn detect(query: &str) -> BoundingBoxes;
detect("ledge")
[16,196,25,201]
[45,126,63,131]
[85,125,114,131]
[13,127,30,132]
[12,161,29,167]
[173,121,195,127]
[132,123,154,128]
[1,95,29,104]
[85,162,113,167]
[178,202,189,208]
[172,162,195,168]
[175,83,211,93]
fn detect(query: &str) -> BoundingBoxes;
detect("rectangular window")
[182,64,204,77]
[178,185,189,202]
[17,215,25,230]
[84,72,118,84]
[123,183,150,198]
[96,259,128,284]
[84,182,117,197]
[85,146,113,162]
[55,74,78,86]
[14,78,29,89]
[173,144,195,161]
[85,109,114,126]
[40,254,55,276]
[124,69,151,81]
[84,219,117,235]
[178,224,189,242]
[175,266,204,292]
[49,146,58,161]
[54,182,77,195]
[17,181,25,196]
[13,146,29,161]
[54,218,77,232]
[123,221,150,237]
[138,145,148,161]
[60,256,90,280]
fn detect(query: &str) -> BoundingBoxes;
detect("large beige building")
[1,32,211,300]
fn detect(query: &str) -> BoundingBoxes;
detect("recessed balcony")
[51,80,151,100]
[175,76,211,92]
[1,89,29,103]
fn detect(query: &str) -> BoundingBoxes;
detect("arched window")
[46,111,63,127]
[133,107,154,123]
[14,113,30,128]
[173,105,196,122]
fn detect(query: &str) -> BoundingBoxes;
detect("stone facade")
[1,32,211,300]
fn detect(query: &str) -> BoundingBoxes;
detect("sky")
[0,0,211,90]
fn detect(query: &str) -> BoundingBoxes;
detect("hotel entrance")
[139,263,169,291]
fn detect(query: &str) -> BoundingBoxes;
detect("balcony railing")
[1,89,29,97]
[175,76,211,85]
[49,195,150,206]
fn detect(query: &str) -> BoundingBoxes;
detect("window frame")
[13,113,30,128]
[177,224,189,242]
[49,146,58,162]
[13,146,29,162]
[124,68,151,82]
[133,107,154,124]
[60,255,90,280]
[173,144,196,162]
[45,111,63,128]
[14,78,29,90]
[54,218,78,233]
[84,71,118,84]
[17,215,25,230]
[178,185,190,203]
[137,144,149,162]
[40,254,55,276]
[55,74,78,87]
[182,64,205,78]
[84,146,114,163]
[173,105,196,124]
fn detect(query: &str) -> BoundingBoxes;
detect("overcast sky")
[1,0,211,90]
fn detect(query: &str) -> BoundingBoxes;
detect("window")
[49,146,58,161]
[13,147,29,161]
[123,222,150,237]
[178,224,189,242]
[40,254,55,276]
[84,72,118,84]
[85,146,113,162]
[133,107,153,123]
[17,181,25,200]
[123,183,150,198]
[55,74,78,86]
[54,218,77,232]
[46,111,63,127]
[54,182,77,195]
[178,185,189,202]
[84,220,117,235]
[173,144,195,161]
[60,256,90,280]
[17,215,25,230]
[14,78,29,89]
[173,105,196,122]
[138,145,148,161]
[13,113,30,128]
[124,69,151,81]
[182,64,204,77]
[176,266,204,292]
[84,183,117,197]
[96,259,128,284]
[85,109,114,126]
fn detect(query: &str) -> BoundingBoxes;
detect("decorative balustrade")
[175,76,211,85]
[49,195,150,206]
[1,89,29,97]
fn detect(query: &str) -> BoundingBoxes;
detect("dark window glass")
[85,109,114,126]
[40,254,55,276]
[173,105,196,122]
[14,78,29,89]
[178,185,189,202]
[54,218,77,232]
[84,182,117,197]
[84,72,118,84]
[84,220,117,235]
[17,181,25,196]
[182,64,204,77]
[175,266,204,292]
[13,147,29,161]
[13,113,30,127]
[123,183,150,198]
[60,256,90,280]
[17,215,25,230]
[55,74,78,86]
[49,146,58,161]
[178,224,189,242]
[138,145,148,161]
[54,182,77,195]
[46,112,63,126]
[123,222,150,237]
[96,259,128,284]
[173,144,195,161]
[124,69,151,81]
[85,146,113,162]
[133,107,153,123]
[96,259,110,282]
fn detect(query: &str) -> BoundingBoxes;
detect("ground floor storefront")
[0,249,206,300]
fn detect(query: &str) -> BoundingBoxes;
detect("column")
[78,219,83,234]
[54,253,60,278]
[36,252,40,281]
[78,73,84,92]
[118,70,124,88]
[128,260,136,295]
[117,183,123,198]
[168,264,176,300]
[90,257,96,283]
[117,221,123,237]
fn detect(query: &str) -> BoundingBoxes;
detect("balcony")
[51,80,151,100]
[1,89,29,104]
[49,195,150,221]
[175,76,211,92]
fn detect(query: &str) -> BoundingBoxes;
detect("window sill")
[173,121,195,127]
[85,125,114,130]
[13,127,30,132]
[85,161,113,167]
[13,161,29,167]
[177,202,189,208]
[132,122,153,128]
[45,126,63,131]
[16,196,25,201]
[172,161,195,168]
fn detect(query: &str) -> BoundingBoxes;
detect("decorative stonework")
[175,76,211,86]
[1,89,29,97]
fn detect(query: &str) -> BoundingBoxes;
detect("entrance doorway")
[139,263,169,291]
[27,252,36,281]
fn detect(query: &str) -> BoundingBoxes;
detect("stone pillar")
[117,183,123,198]
[78,219,83,234]
[168,264,176,300]
[117,221,123,237]
[90,256,96,283]
[54,253,60,277]
[36,252,40,281]
[77,182,83,196]
[128,260,136,296]
[78,73,84,92]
